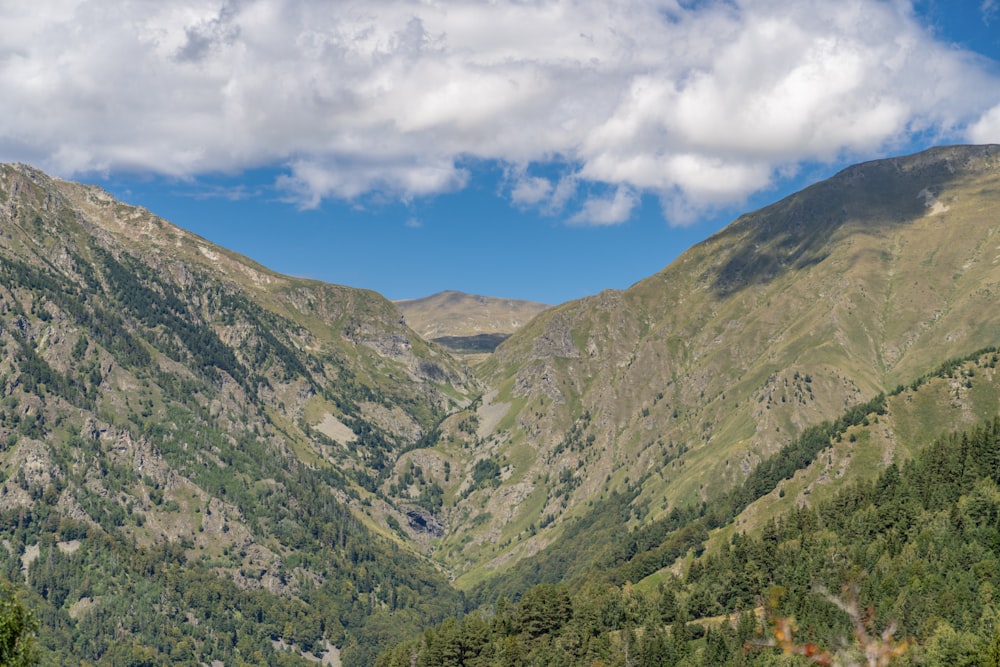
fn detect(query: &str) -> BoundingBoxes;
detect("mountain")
[0,163,479,665]
[395,291,550,358]
[378,365,1000,665]
[373,144,1000,663]
[5,145,1000,665]
[392,144,1000,588]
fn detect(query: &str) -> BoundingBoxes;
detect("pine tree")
[0,579,38,667]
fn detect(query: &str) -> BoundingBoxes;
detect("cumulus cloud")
[969,104,1000,143]
[510,174,555,208]
[278,156,469,207]
[570,186,639,226]
[1,0,999,223]
[507,167,578,215]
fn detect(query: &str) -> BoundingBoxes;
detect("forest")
[0,243,464,666]
[375,415,1000,666]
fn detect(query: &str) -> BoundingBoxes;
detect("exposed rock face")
[405,509,445,537]
[530,313,581,359]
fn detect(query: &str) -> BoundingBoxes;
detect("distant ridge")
[395,290,550,355]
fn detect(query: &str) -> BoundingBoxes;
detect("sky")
[2,1,1000,305]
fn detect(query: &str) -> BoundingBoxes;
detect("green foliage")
[724,392,887,515]
[0,579,38,667]
[471,458,502,489]
[0,254,152,369]
[94,247,248,386]
[417,481,445,512]
[473,392,893,606]
[897,345,1000,394]
[0,486,462,665]
[0,262,463,666]
[682,415,1000,658]
[383,411,1000,665]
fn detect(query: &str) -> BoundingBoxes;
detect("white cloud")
[507,169,578,215]
[968,104,1000,143]
[569,185,639,226]
[1,0,999,223]
[984,0,998,24]
[277,156,469,208]
[510,174,554,208]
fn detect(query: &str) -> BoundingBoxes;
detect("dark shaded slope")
[709,144,1000,295]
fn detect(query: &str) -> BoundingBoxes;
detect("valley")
[1,145,1000,665]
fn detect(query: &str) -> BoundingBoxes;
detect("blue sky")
[3,1,1000,305]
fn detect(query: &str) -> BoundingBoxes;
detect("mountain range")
[1,145,1000,665]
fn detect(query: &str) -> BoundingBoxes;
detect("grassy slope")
[428,145,1000,586]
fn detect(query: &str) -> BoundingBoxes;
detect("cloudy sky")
[3,0,1000,304]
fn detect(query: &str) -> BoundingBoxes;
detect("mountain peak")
[689,144,1000,296]
[395,290,550,356]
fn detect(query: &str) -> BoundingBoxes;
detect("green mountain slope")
[0,164,479,665]
[400,145,1000,587]
[378,349,1000,666]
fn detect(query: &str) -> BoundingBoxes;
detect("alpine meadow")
[3,145,1000,665]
